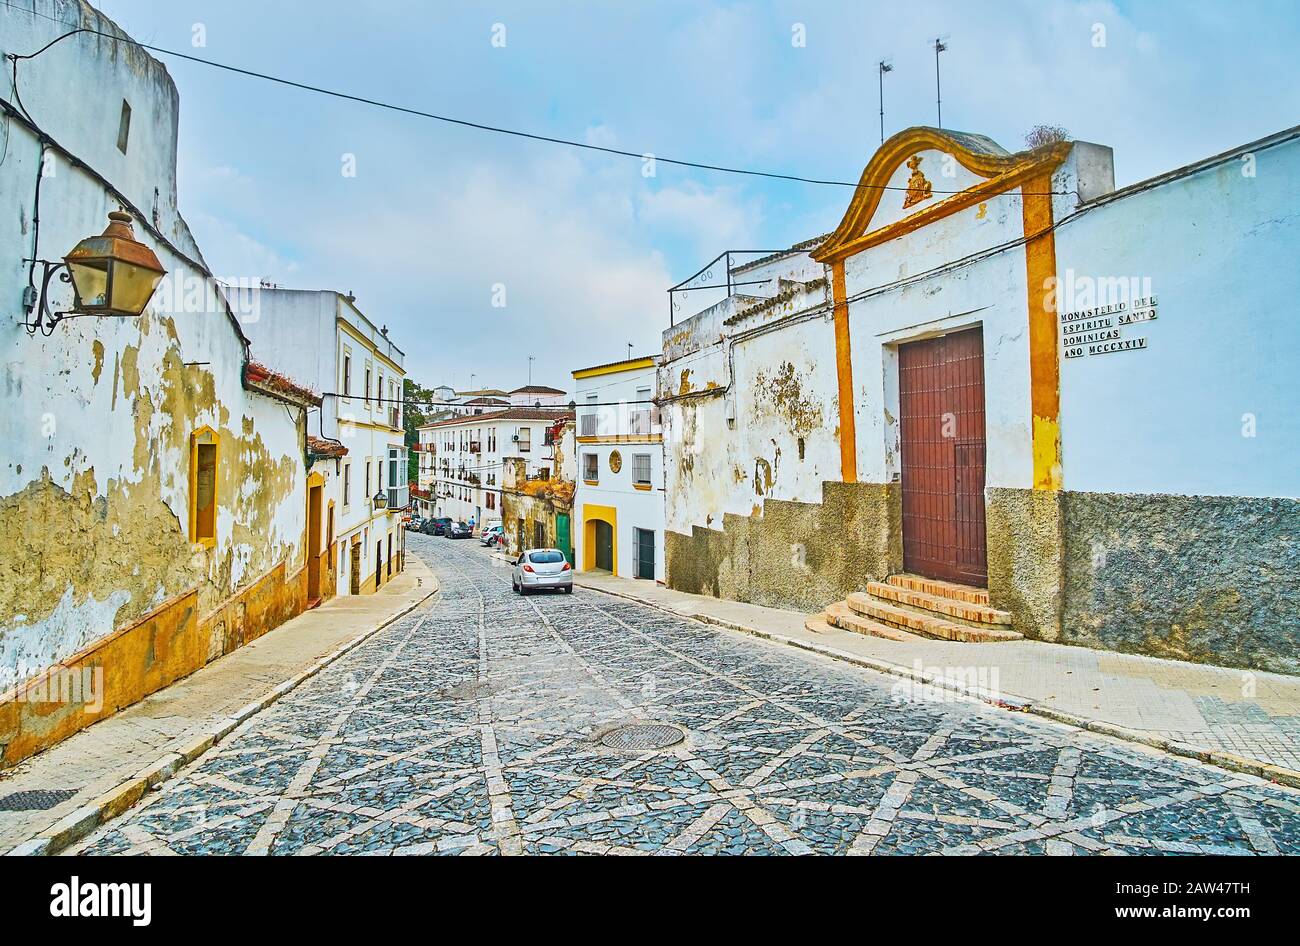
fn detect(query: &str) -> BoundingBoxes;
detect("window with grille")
[632,453,651,486]
[583,453,598,482]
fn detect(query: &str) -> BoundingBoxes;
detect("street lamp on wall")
[23,211,167,335]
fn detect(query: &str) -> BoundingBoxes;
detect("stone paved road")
[73,535,1300,855]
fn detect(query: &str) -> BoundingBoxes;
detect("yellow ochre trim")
[813,128,1070,264]
[188,425,219,548]
[572,357,656,379]
[580,503,618,575]
[831,261,857,483]
[575,434,663,444]
[1022,168,1064,491]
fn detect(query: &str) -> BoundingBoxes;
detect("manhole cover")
[601,723,685,752]
[0,789,78,812]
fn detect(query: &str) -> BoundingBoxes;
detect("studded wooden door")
[898,327,988,586]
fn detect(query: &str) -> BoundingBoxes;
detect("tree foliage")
[403,377,436,483]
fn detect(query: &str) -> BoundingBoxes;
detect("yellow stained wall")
[0,311,315,769]
[0,558,309,768]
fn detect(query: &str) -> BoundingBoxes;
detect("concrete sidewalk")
[0,555,437,854]
[574,570,1300,786]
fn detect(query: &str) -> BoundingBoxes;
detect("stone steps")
[887,573,989,606]
[866,581,1012,626]
[846,592,1022,643]
[822,601,926,642]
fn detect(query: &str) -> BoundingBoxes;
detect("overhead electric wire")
[4,19,1072,197]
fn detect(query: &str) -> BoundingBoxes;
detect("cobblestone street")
[73,537,1300,856]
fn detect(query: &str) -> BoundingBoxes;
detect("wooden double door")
[898,327,988,587]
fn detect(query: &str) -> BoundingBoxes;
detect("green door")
[556,513,572,565]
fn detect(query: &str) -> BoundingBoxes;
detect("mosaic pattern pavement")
[73,536,1300,856]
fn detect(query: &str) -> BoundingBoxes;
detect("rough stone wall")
[986,487,1064,642]
[666,481,899,612]
[1061,491,1299,674]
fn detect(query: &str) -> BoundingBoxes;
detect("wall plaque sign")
[1061,296,1157,359]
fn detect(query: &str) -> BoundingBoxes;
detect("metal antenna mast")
[933,37,948,128]
[878,59,893,144]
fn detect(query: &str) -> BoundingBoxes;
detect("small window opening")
[117,100,132,154]
[192,436,217,544]
[797,437,806,460]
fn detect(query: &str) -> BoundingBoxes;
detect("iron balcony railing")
[667,248,786,327]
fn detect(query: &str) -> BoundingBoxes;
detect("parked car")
[405,516,424,532]
[480,524,504,547]
[421,517,451,536]
[448,521,473,539]
[512,548,573,595]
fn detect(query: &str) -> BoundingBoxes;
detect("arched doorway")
[591,520,613,571]
[581,504,618,575]
[306,474,323,603]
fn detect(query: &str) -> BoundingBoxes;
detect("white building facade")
[0,0,314,765]
[242,288,409,596]
[660,124,1299,674]
[418,408,569,527]
[572,358,664,581]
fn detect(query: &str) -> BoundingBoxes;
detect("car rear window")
[528,551,564,564]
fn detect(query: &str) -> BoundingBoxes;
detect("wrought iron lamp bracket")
[20,258,74,335]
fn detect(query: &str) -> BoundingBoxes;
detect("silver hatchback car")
[512,548,573,594]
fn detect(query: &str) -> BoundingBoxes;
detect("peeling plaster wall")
[843,165,1037,490]
[659,130,1297,673]
[0,2,307,695]
[499,457,573,561]
[660,272,839,538]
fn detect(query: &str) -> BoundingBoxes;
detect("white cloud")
[636,182,764,259]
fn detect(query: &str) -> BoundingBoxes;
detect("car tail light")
[522,564,535,573]
[561,562,571,571]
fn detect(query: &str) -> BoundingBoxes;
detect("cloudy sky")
[93,0,1298,394]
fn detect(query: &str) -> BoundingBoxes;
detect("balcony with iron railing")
[667,249,788,327]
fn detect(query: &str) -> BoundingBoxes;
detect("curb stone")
[578,580,1300,792]
[4,576,438,857]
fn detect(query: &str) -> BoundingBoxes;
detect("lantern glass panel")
[110,262,165,315]
[68,260,109,309]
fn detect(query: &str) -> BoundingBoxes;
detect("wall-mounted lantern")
[23,210,166,334]
[372,490,389,511]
